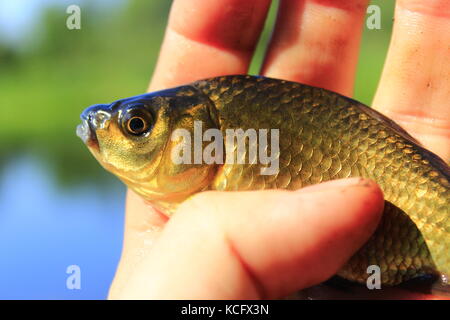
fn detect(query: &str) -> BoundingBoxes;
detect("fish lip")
[78,104,112,150]
[76,118,99,150]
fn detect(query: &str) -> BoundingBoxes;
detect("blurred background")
[0,0,394,299]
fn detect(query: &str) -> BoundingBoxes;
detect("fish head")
[77,86,218,212]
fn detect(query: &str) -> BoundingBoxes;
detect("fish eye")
[122,106,153,136]
[127,116,148,135]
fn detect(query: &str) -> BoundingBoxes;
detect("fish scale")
[193,75,449,285]
[79,75,449,287]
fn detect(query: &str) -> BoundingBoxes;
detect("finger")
[149,0,271,91]
[261,0,369,96]
[373,0,450,160]
[112,178,384,299]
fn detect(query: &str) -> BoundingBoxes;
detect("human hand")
[109,0,450,299]
[109,178,383,299]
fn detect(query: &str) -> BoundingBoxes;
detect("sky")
[0,0,124,46]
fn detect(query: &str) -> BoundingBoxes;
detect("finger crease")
[168,26,252,56]
[383,111,450,132]
[223,234,267,299]
[398,2,450,19]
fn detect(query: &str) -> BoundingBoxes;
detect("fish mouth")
[77,118,99,151]
[77,104,113,151]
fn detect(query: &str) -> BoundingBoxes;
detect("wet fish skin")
[78,75,449,286]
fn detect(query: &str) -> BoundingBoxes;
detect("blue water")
[0,155,126,299]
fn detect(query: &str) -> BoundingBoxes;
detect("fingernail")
[299,178,371,193]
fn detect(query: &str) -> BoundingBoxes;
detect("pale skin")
[108,0,450,299]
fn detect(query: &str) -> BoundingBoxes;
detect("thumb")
[111,178,384,299]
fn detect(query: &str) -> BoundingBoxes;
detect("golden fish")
[78,75,449,287]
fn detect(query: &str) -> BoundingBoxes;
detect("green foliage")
[355,0,395,104]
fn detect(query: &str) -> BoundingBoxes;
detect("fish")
[77,75,449,288]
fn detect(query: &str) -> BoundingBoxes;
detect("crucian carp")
[78,75,449,288]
